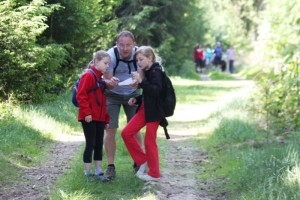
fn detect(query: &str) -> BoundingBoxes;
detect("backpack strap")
[113,46,138,76]
[160,118,170,139]
[86,69,105,106]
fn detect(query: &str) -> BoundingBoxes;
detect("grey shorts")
[106,90,140,128]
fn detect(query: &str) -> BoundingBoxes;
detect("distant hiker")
[213,42,223,70]
[226,45,236,73]
[103,30,142,180]
[205,44,213,69]
[121,46,166,181]
[194,43,205,73]
[76,50,112,180]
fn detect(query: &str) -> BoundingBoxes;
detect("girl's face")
[136,53,153,70]
[95,56,110,73]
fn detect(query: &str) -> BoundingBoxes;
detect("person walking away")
[103,31,143,180]
[121,46,166,181]
[193,43,205,73]
[226,45,236,73]
[204,44,213,69]
[213,42,223,71]
[76,50,111,180]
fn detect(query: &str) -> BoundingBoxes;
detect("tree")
[113,0,206,74]
[0,0,70,102]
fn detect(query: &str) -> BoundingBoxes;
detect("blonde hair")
[89,50,109,67]
[134,46,162,65]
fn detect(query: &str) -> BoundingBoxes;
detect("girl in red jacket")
[76,50,112,178]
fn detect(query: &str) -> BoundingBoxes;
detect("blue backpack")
[72,69,105,107]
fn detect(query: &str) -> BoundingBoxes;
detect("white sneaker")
[136,162,148,176]
[137,173,160,181]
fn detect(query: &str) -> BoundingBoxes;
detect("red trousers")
[121,104,160,178]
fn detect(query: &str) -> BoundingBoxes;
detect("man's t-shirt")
[106,46,139,95]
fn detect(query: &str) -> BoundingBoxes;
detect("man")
[103,31,142,180]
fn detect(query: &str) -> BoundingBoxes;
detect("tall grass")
[0,92,81,182]
[201,86,300,199]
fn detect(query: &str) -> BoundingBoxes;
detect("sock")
[84,170,92,175]
[108,164,115,168]
[95,168,103,175]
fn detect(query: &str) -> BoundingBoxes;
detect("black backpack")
[161,71,176,118]
[158,68,176,139]
[113,46,138,76]
[72,69,105,107]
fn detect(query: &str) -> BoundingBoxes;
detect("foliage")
[113,0,206,75]
[208,71,236,80]
[251,0,300,134]
[41,0,122,66]
[202,91,300,200]
[0,92,79,182]
[0,0,70,102]
[178,60,201,80]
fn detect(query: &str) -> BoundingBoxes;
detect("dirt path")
[142,81,253,200]
[152,135,225,200]
[0,134,84,200]
[0,80,252,200]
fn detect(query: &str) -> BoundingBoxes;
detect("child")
[76,50,114,180]
[121,46,165,181]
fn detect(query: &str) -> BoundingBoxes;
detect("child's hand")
[128,97,136,106]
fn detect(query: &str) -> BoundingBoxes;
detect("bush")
[178,60,201,80]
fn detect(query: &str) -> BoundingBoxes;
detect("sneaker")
[137,173,160,181]
[105,166,116,179]
[136,162,147,176]
[84,170,93,176]
[95,172,104,176]
[97,174,111,182]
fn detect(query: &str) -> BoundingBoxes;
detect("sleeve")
[106,47,116,74]
[139,69,163,98]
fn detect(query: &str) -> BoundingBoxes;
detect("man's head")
[116,31,136,60]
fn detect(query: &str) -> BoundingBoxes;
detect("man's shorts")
[106,90,140,128]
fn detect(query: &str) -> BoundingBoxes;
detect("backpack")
[72,69,105,107]
[113,46,138,76]
[159,68,176,140]
[161,71,176,118]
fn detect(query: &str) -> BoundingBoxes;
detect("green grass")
[2,75,298,199]
[200,86,300,199]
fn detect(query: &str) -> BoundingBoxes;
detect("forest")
[1,0,299,133]
[0,0,299,199]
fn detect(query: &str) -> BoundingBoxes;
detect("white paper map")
[118,78,135,86]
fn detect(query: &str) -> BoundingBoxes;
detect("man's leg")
[104,94,120,179]
[104,128,117,165]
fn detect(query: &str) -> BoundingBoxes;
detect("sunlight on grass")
[285,164,300,186]
[11,106,79,141]
[58,190,93,200]
[168,78,254,139]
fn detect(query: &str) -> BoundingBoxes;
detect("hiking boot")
[137,173,160,181]
[104,166,116,179]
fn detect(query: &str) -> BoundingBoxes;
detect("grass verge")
[200,86,300,199]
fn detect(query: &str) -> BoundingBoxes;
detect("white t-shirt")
[107,46,139,95]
